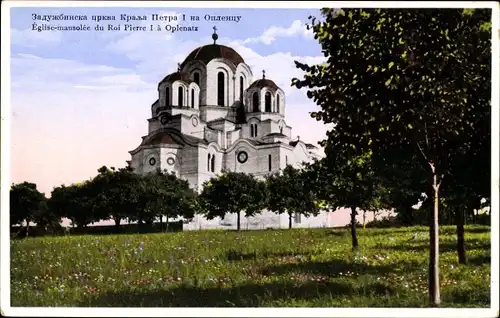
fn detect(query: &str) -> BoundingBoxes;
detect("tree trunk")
[373,211,377,222]
[166,215,169,232]
[113,216,121,228]
[237,212,241,231]
[429,171,441,307]
[472,209,476,224]
[160,215,163,232]
[350,207,358,251]
[25,219,30,238]
[288,212,293,229]
[362,211,366,229]
[456,207,467,264]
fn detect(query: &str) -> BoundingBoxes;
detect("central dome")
[181,44,245,68]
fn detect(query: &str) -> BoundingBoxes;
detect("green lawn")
[10,225,490,307]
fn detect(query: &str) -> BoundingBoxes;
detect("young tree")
[10,182,48,236]
[199,172,267,231]
[292,8,491,306]
[305,151,387,251]
[265,165,320,229]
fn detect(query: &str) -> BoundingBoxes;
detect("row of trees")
[10,165,322,234]
[291,8,492,307]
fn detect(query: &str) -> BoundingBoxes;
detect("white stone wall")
[290,142,312,168]
[204,127,220,144]
[180,115,202,136]
[160,148,181,177]
[204,59,253,107]
[200,106,229,122]
[183,210,332,231]
[183,61,207,105]
[245,87,285,116]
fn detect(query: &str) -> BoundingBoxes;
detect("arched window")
[265,92,271,112]
[250,124,254,137]
[254,124,258,137]
[207,154,211,171]
[268,154,272,171]
[239,76,244,101]
[285,155,288,166]
[165,87,170,106]
[211,155,215,172]
[178,86,184,107]
[276,94,280,113]
[252,92,259,112]
[280,126,283,134]
[191,89,195,108]
[193,72,200,86]
[217,72,225,106]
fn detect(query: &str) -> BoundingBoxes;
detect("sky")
[9,6,331,197]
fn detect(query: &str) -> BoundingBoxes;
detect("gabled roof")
[129,128,207,155]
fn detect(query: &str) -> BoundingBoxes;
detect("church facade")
[127,29,334,230]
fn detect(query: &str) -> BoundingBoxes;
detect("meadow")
[10,225,491,307]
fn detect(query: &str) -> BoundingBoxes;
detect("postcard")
[1,1,498,317]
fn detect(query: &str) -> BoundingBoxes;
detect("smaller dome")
[249,70,280,91]
[248,78,279,91]
[159,71,193,86]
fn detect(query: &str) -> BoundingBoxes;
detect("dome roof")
[181,44,245,68]
[248,78,280,91]
[159,71,193,85]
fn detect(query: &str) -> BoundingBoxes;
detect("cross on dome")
[212,25,219,44]
[262,70,266,79]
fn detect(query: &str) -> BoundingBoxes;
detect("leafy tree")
[265,165,321,229]
[305,151,388,250]
[10,182,48,236]
[293,8,491,306]
[137,170,198,230]
[90,166,141,228]
[49,181,97,228]
[199,171,267,231]
[374,147,428,226]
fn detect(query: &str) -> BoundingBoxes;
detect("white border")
[1,1,498,317]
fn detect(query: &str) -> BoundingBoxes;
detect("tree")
[10,182,48,236]
[292,8,491,306]
[375,146,428,226]
[49,181,97,228]
[305,151,388,251]
[137,170,198,230]
[265,165,321,229]
[442,127,490,264]
[199,172,267,231]
[90,166,141,228]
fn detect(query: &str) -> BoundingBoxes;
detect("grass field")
[10,225,490,307]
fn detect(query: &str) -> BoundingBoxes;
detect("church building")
[127,28,335,230]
